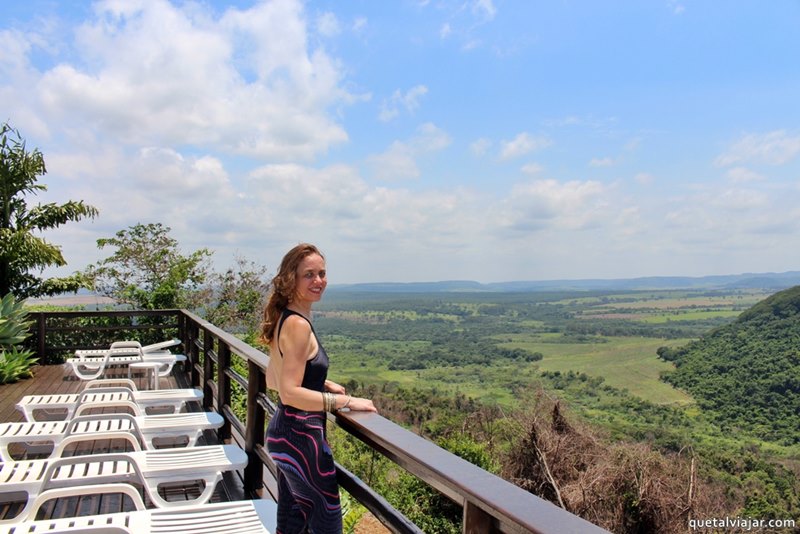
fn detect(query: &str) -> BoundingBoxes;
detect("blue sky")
[2,0,799,284]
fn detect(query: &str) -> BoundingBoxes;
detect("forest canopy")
[661,285,800,444]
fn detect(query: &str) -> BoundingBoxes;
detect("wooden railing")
[27,309,610,534]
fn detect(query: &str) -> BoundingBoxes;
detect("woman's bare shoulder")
[280,314,312,339]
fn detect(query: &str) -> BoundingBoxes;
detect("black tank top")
[276,309,329,393]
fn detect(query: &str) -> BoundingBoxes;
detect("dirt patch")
[355,513,391,534]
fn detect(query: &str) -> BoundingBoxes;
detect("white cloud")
[614,207,644,237]
[710,188,768,211]
[425,0,498,53]
[22,0,354,161]
[625,137,643,151]
[244,162,480,250]
[410,123,451,152]
[521,163,544,175]
[499,132,552,160]
[589,157,615,168]
[660,184,797,254]
[461,38,482,52]
[379,84,429,122]
[352,17,367,33]
[316,12,340,37]
[133,147,233,197]
[367,123,450,181]
[634,173,655,185]
[366,142,420,181]
[472,0,497,21]
[542,116,581,127]
[715,130,800,167]
[668,1,686,15]
[470,137,492,156]
[726,167,765,183]
[494,179,607,232]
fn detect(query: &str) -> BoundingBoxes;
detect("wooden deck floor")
[0,362,247,523]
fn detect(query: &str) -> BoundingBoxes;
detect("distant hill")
[660,285,800,444]
[331,271,800,293]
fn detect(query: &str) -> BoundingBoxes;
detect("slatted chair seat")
[17,379,202,422]
[0,484,276,533]
[0,445,248,525]
[0,411,224,461]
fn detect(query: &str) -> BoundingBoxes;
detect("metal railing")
[27,309,609,534]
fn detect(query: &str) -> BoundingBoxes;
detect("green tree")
[86,222,212,310]
[204,255,270,337]
[0,121,99,298]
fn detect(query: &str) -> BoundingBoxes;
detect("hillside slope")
[661,285,800,444]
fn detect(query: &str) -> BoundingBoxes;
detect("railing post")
[244,359,266,494]
[36,313,46,362]
[186,320,198,388]
[217,342,232,442]
[463,501,493,533]
[177,311,187,354]
[202,329,214,413]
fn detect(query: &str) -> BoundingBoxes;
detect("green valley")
[315,285,800,532]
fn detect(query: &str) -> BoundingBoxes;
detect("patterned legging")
[267,403,342,534]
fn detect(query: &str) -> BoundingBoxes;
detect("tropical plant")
[0,121,99,298]
[0,346,37,383]
[0,293,32,346]
[0,293,36,383]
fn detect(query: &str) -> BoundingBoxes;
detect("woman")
[260,243,377,534]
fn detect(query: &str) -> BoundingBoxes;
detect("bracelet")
[322,392,338,412]
[341,395,352,410]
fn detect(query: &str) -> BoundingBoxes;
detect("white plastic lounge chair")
[0,411,224,461]
[0,444,248,524]
[73,339,181,358]
[66,344,186,381]
[0,483,277,532]
[16,379,203,422]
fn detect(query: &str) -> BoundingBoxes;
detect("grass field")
[329,357,538,407]
[497,333,694,405]
[328,332,694,408]
[637,310,741,323]
[553,290,770,309]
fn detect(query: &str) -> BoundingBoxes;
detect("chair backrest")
[62,413,146,449]
[21,483,146,525]
[84,378,140,391]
